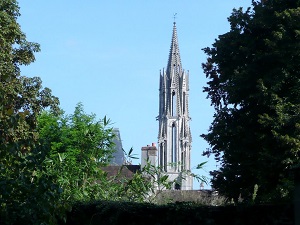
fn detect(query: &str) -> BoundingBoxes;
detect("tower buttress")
[157,22,192,190]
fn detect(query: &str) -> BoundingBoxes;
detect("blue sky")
[18,0,252,189]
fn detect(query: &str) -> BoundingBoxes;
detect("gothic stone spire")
[157,22,192,190]
[167,22,182,76]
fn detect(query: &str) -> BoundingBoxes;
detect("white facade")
[157,22,192,190]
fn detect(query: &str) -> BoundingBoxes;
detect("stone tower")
[110,128,125,165]
[157,22,192,190]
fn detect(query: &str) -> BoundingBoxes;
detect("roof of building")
[101,165,141,179]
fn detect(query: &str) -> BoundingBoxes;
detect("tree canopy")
[37,103,116,202]
[0,0,61,224]
[202,0,300,202]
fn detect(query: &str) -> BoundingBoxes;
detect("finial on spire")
[173,13,177,24]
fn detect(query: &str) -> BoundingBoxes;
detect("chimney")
[141,143,157,168]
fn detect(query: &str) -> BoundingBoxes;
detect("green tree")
[38,108,172,204]
[0,0,60,224]
[38,103,115,203]
[202,0,300,202]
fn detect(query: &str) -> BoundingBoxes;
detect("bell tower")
[157,22,192,190]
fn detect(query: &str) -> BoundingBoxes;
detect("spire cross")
[173,13,177,24]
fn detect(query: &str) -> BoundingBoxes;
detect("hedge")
[62,201,294,225]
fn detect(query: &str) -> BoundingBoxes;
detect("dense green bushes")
[61,201,294,225]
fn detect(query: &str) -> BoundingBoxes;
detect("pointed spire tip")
[173,13,177,24]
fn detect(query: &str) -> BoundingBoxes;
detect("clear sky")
[18,0,252,189]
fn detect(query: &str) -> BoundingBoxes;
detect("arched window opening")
[175,183,181,190]
[172,124,176,165]
[160,143,164,168]
[172,91,176,116]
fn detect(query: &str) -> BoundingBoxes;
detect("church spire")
[167,22,182,75]
[157,22,192,190]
